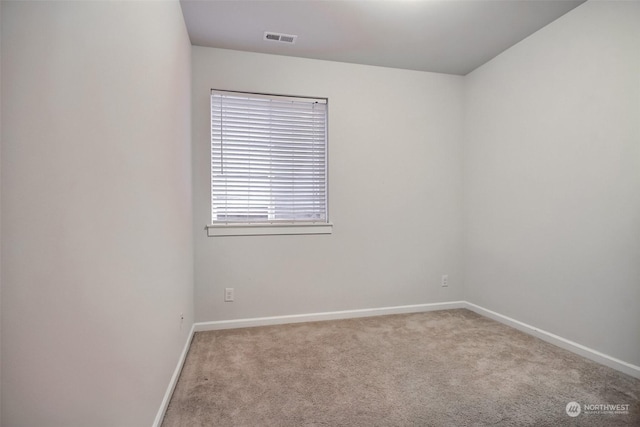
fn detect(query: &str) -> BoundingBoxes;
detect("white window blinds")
[211,90,328,224]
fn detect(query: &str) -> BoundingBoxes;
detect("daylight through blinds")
[211,90,328,223]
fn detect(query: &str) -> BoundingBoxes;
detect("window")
[208,90,332,236]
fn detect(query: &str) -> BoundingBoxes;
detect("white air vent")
[263,31,297,44]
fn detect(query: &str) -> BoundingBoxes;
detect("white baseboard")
[193,301,640,379]
[193,301,466,332]
[152,323,196,427]
[465,302,640,379]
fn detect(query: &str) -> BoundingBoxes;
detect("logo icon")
[566,402,581,417]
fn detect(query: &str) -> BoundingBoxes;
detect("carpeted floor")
[161,309,640,426]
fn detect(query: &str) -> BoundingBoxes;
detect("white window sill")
[206,222,333,237]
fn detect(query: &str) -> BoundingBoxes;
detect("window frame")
[206,89,333,237]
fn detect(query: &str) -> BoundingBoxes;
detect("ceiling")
[180,0,585,76]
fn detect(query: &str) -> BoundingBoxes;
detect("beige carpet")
[162,309,640,426]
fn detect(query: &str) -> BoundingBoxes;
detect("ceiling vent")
[263,32,297,44]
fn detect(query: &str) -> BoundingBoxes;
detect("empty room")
[1,0,639,426]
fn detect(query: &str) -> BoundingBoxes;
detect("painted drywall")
[463,1,640,366]
[0,2,3,424]
[193,47,464,322]
[1,1,193,426]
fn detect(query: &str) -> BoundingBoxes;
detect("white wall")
[464,1,640,366]
[1,1,193,426]
[0,2,3,423]
[193,47,464,322]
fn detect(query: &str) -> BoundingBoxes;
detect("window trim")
[207,89,331,237]
[206,222,333,237]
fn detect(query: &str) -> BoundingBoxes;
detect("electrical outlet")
[441,275,449,287]
[224,287,235,302]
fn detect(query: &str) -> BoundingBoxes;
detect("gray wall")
[463,1,640,366]
[193,47,465,322]
[1,1,193,426]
